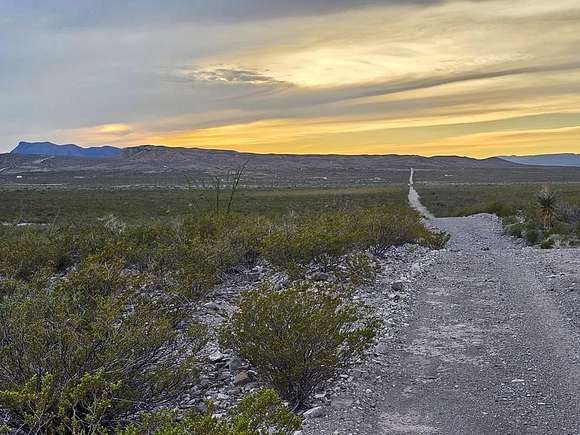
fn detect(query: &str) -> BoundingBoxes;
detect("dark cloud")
[2,0,442,28]
[186,67,288,86]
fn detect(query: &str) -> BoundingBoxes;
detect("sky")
[1,0,580,157]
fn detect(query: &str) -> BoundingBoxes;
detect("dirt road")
[304,174,580,434]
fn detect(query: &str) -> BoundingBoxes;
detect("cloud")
[179,66,290,87]
[1,0,443,28]
[1,0,580,156]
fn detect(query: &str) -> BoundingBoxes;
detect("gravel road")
[304,177,580,434]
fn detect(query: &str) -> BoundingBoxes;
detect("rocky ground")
[183,243,438,417]
[302,213,580,434]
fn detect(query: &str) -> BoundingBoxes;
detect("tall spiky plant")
[537,187,557,230]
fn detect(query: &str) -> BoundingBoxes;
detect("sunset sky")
[1,0,580,157]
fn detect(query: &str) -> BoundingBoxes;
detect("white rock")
[303,406,325,419]
[209,350,226,363]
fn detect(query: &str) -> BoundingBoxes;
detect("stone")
[229,357,244,372]
[391,281,405,292]
[234,371,251,386]
[411,262,422,275]
[209,350,226,363]
[204,301,221,311]
[331,398,354,409]
[303,406,325,419]
[245,271,261,282]
[309,271,330,282]
[195,401,208,414]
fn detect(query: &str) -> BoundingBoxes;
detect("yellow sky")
[27,0,580,157]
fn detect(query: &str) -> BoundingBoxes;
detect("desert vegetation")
[0,186,446,433]
[417,182,580,247]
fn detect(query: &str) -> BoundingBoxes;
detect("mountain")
[499,153,580,167]
[11,141,121,158]
[115,145,519,170]
[4,141,578,187]
[8,142,521,171]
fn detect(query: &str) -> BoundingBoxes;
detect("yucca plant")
[537,188,557,230]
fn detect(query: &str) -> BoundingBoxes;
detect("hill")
[5,141,578,188]
[499,153,580,167]
[11,141,121,158]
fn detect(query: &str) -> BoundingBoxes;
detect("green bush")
[504,222,523,238]
[540,237,556,249]
[524,224,541,245]
[261,206,439,271]
[118,389,300,435]
[0,229,70,281]
[220,284,379,407]
[340,253,381,287]
[501,215,518,226]
[421,230,451,250]
[0,258,207,433]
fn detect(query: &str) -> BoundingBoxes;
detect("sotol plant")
[537,187,557,230]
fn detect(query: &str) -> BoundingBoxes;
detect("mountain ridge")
[11,141,121,158]
[499,153,580,167]
[9,141,520,169]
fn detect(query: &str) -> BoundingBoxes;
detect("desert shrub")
[261,211,353,270]
[421,230,451,250]
[220,284,379,407]
[540,237,556,249]
[118,389,300,435]
[0,258,207,433]
[557,203,580,226]
[504,222,523,238]
[501,215,518,226]
[262,206,437,271]
[340,252,381,287]
[524,224,541,245]
[0,229,70,280]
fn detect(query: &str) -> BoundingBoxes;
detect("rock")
[234,371,251,386]
[217,393,229,400]
[271,274,289,290]
[391,281,405,292]
[195,401,208,414]
[242,382,258,392]
[309,271,330,282]
[245,271,261,282]
[229,357,244,372]
[388,293,400,302]
[209,350,226,363]
[198,377,211,388]
[411,262,422,275]
[331,397,354,409]
[204,301,221,311]
[303,406,325,419]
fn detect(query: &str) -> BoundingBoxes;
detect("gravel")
[303,212,580,435]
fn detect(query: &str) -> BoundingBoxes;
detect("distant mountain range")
[10,142,579,168]
[4,141,579,187]
[499,153,580,167]
[8,141,520,170]
[12,141,121,158]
